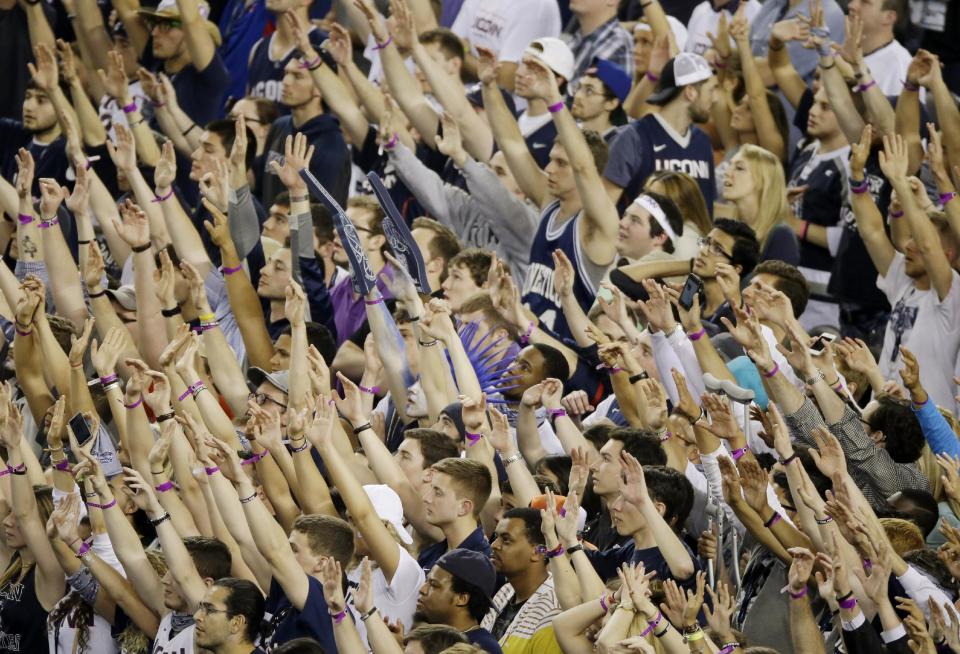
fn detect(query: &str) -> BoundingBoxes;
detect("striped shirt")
[481,575,561,654]
[562,16,635,91]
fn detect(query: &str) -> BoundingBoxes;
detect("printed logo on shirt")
[0,583,23,602]
[250,80,283,102]
[0,632,20,651]
[472,16,504,39]
[888,300,918,361]
[653,144,667,152]
[522,262,561,307]
[654,158,710,179]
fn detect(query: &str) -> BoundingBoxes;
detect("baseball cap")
[646,53,713,105]
[634,15,689,52]
[436,548,497,599]
[585,58,631,103]
[529,494,588,533]
[247,367,290,395]
[104,285,137,312]
[138,0,222,46]
[523,37,575,82]
[363,485,413,545]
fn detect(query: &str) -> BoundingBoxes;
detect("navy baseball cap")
[436,548,497,599]
[586,58,631,104]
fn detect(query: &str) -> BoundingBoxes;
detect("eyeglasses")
[247,392,288,409]
[151,20,182,32]
[196,602,230,617]
[697,236,733,260]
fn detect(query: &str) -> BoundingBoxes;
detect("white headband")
[632,194,677,244]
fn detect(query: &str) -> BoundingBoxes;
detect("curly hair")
[48,591,96,653]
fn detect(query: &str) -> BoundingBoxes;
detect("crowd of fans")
[1,0,960,652]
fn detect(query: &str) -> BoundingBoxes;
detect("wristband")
[940,192,958,206]
[640,611,663,637]
[300,55,322,69]
[787,587,807,601]
[239,492,257,504]
[359,385,380,394]
[156,411,176,423]
[178,386,192,402]
[687,327,706,341]
[731,446,748,461]
[779,452,798,466]
[161,305,181,317]
[353,422,372,435]
[547,101,565,114]
[567,543,584,555]
[39,217,59,229]
[289,439,310,453]
[836,590,854,604]
[0,468,10,478]
[855,80,876,93]
[17,213,33,225]
[850,178,869,195]
[816,515,833,524]
[628,371,649,384]
[54,458,70,472]
[520,320,535,345]
[241,449,269,466]
[359,606,378,622]
[87,498,116,510]
[150,512,172,527]
[762,362,779,379]
[373,35,392,50]
[838,595,857,610]
[763,512,781,528]
[15,326,32,337]
[714,60,727,69]
[364,297,383,306]
[121,100,137,113]
[155,480,174,493]
[502,452,524,466]
[88,289,107,299]
[152,188,174,203]
[719,643,741,654]
[131,242,151,253]
[684,629,704,643]
[221,263,243,275]
[890,209,904,219]
[465,431,482,446]
[418,338,438,347]
[537,543,564,559]
[75,541,92,558]
[383,133,398,150]
[330,608,348,624]
[198,312,215,323]
[862,558,873,571]
[600,593,613,613]
[645,71,659,82]
[903,80,920,92]
[183,123,198,136]
[547,407,567,420]
[124,397,143,409]
[204,466,220,476]
[10,463,26,476]
[100,373,118,386]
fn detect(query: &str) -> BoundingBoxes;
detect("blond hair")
[737,144,789,245]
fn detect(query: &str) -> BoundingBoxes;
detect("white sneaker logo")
[653,144,667,152]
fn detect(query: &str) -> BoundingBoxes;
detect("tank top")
[0,565,48,653]
[48,592,120,654]
[521,201,604,342]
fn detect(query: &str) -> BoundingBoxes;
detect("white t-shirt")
[152,612,196,654]
[450,0,561,63]
[684,0,762,57]
[864,39,914,96]
[877,252,960,409]
[347,545,424,648]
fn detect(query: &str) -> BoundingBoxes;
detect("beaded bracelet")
[150,512,172,527]
[290,439,310,453]
[39,218,59,229]
[87,498,117,510]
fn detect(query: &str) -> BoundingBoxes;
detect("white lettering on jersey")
[655,158,710,179]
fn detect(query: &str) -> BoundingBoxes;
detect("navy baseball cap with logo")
[647,53,713,105]
[586,58,631,104]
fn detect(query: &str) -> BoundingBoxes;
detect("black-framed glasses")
[196,602,230,617]
[247,392,287,409]
[697,236,733,260]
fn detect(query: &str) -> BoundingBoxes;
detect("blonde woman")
[721,144,799,265]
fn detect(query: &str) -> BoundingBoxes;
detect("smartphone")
[69,413,95,448]
[808,332,837,356]
[679,273,703,311]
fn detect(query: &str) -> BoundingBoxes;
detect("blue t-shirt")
[264,575,337,652]
[143,44,231,126]
[0,119,69,195]
[218,0,269,103]
[467,626,505,654]
[585,539,701,586]
[603,113,715,216]
[418,526,491,573]
[247,27,330,103]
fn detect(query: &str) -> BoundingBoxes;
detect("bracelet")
[855,80,876,93]
[0,468,10,478]
[221,263,243,275]
[731,446,748,461]
[520,320,536,345]
[850,178,869,195]
[373,35,392,50]
[124,397,143,409]
[798,220,810,242]
[75,541,92,558]
[131,242,151,253]
[150,512,171,527]
[687,327,706,341]
[862,558,873,571]
[684,629,704,643]
[15,326,32,337]
[836,590,854,603]
[719,643,741,654]
[359,385,380,394]
[156,411,176,423]
[600,593,614,613]
[762,363,779,379]
[198,321,219,332]
[198,312,215,322]
[418,338,438,347]
[39,217,59,229]
[300,55,322,70]
[18,213,34,225]
[364,297,383,306]
[903,80,920,92]
[100,373,118,386]
[465,432,482,447]
[152,188,174,203]
[940,192,958,206]
[87,498,117,510]
[204,466,220,476]
[161,305,181,317]
[779,452,798,466]
[628,371,649,384]
[889,209,904,219]
[539,543,565,559]
[803,369,825,386]
[155,480,174,493]
[88,289,107,299]
[190,383,206,399]
[502,452,524,466]
[816,515,833,524]
[353,422,372,435]
[645,70,659,82]
[567,543,584,555]
[359,606,378,622]
[10,463,27,476]
[121,100,137,113]
[183,123,198,136]
[241,449,269,466]
[547,407,567,420]
[640,611,663,638]
[53,458,70,472]
[330,607,348,624]
[383,133,398,150]
[239,492,257,504]
[838,595,857,610]
[769,40,785,51]
[289,439,310,453]
[547,101,565,114]
[763,512,781,528]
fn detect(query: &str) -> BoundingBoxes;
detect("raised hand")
[334,371,366,426]
[809,426,847,478]
[199,158,229,212]
[878,133,909,183]
[703,582,735,635]
[352,0,388,44]
[28,43,59,91]
[786,547,815,592]
[771,18,811,44]
[636,280,676,334]
[97,49,131,101]
[37,177,64,220]
[15,148,35,199]
[551,249,575,300]
[64,164,90,215]
[324,23,353,66]
[460,393,488,434]
[899,346,922,393]
[142,370,172,414]
[180,260,211,313]
[68,317,96,369]
[154,140,177,190]
[269,133,313,195]
[114,199,150,248]
[636,379,668,432]
[476,46,498,86]
[147,428,174,475]
[850,124,872,178]
[284,280,307,327]
[352,557,374,614]
[737,457,771,514]
[436,112,467,166]
[49,492,82,546]
[319,556,346,612]
[619,452,651,508]
[387,0,417,51]
[484,404,513,453]
[106,125,137,173]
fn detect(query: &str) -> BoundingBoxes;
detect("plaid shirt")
[784,398,929,508]
[562,16,635,91]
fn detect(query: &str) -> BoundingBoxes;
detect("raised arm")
[36,177,88,325]
[175,0,215,71]
[894,53,928,175]
[731,10,786,161]
[768,20,811,109]
[848,125,896,276]
[153,141,213,276]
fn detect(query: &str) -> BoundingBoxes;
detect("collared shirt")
[481,575,561,654]
[561,16,634,91]
[417,525,491,573]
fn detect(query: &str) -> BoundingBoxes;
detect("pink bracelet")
[122,100,137,113]
[54,459,70,472]
[241,449,269,466]
[547,101,565,114]
[646,71,659,82]
[788,587,807,599]
[890,210,904,218]
[155,480,174,493]
[520,320,535,345]
[359,385,380,394]
[330,608,348,624]
[373,35,392,50]
[838,595,857,610]
[364,297,383,306]
[204,466,220,476]
[940,191,958,205]
[75,541,92,558]
[124,397,143,409]
[300,55,322,69]
[100,373,118,386]
[39,218,59,229]
[547,407,567,420]
[465,432,482,446]
[152,188,174,203]
[639,611,662,637]
[18,213,33,225]
[383,133,398,150]
[687,327,706,341]
[762,362,780,379]
[221,263,243,275]
[599,593,613,613]
[731,446,749,461]
[855,80,876,93]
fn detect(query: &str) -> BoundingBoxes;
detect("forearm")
[36,314,71,397]
[516,405,548,464]
[126,168,171,246]
[788,595,827,654]
[820,59,865,144]
[24,2,55,50]
[741,43,785,160]
[40,221,87,327]
[768,40,807,108]
[68,79,107,146]
[151,471,201,538]
[482,80,547,206]
[207,473,272,590]
[252,446,300,533]
[157,196,211,275]
[224,265,275,371]
[132,250,167,368]
[308,64,368,147]
[641,506,695,579]
[380,46,438,148]
[291,445,335,515]
[894,88,924,174]
[931,78,960,168]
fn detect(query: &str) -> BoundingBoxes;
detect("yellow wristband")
[685,630,705,642]
[198,312,215,322]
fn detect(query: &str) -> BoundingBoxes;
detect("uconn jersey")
[247,28,329,103]
[521,201,608,341]
[152,612,195,654]
[604,113,715,214]
[787,141,850,274]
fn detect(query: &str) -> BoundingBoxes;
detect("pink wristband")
[687,327,706,341]
[75,541,92,558]
[241,449,269,466]
[204,466,220,476]
[221,263,243,275]
[890,210,904,218]
[465,432,482,446]
[940,191,958,205]
[383,133,398,150]
[855,80,876,93]
[18,213,33,225]
[330,608,348,624]
[788,587,807,599]
[731,446,748,461]
[646,71,659,82]
[547,101,565,113]
[373,35,392,50]
[152,188,174,203]
[124,397,143,409]
[54,459,70,472]
[547,408,567,420]
[359,385,380,394]
[155,480,174,493]
[122,100,137,113]
[762,362,780,379]
[364,297,383,306]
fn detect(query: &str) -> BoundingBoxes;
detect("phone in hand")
[679,273,703,311]
[69,412,95,449]
[808,332,837,356]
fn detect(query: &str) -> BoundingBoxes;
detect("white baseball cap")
[364,484,413,545]
[523,37,575,82]
[647,53,713,105]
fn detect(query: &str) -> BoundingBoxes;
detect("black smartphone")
[69,412,94,448]
[679,273,703,311]
[808,332,837,355]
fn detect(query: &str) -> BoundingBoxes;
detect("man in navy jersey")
[247,7,329,104]
[603,53,717,215]
[481,46,619,342]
